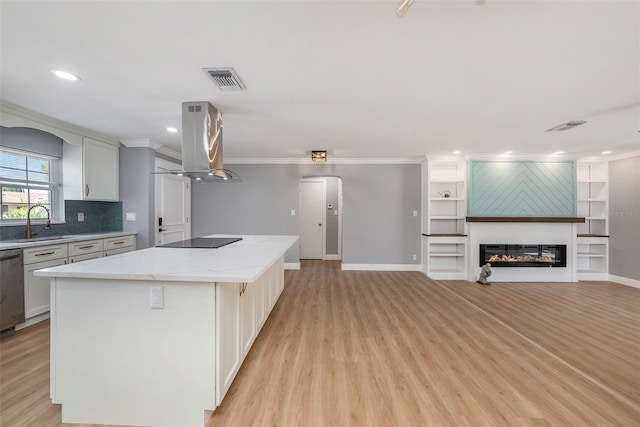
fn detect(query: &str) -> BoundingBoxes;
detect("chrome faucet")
[25,205,52,239]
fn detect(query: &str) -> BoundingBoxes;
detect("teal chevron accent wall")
[468,161,576,216]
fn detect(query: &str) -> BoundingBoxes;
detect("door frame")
[299,176,343,261]
[154,158,191,246]
[299,178,326,260]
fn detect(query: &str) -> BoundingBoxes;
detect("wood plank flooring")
[1,260,639,426]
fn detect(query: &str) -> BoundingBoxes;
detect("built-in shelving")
[576,161,609,280]
[425,159,468,279]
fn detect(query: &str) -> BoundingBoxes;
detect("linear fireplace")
[479,244,567,267]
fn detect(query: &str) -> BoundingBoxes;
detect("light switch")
[126,212,137,221]
[413,210,418,217]
[334,209,338,216]
[291,209,296,216]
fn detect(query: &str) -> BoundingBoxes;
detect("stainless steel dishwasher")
[0,248,25,335]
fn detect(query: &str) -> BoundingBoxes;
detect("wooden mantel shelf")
[465,217,585,223]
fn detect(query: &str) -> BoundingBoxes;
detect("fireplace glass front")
[479,244,567,267]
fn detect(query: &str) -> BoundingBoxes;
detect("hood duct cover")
[157,101,239,181]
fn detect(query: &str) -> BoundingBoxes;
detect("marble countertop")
[34,235,298,283]
[0,231,137,251]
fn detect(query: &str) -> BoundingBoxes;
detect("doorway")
[299,177,342,260]
[154,158,191,246]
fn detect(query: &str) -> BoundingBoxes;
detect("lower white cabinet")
[23,244,68,319]
[215,257,285,406]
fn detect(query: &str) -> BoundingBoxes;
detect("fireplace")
[479,244,567,267]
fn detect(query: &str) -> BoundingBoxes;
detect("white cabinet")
[63,137,119,201]
[68,239,103,263]
[576,161,609,280]
[215,256,285,406]
[103,235,136,255]
[23,244,68,318]
[216,282,241,405]
[425,159,468,279]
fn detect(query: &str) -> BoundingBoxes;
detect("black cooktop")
[157,237,242,249]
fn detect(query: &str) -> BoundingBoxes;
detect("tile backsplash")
[0,200,123,240]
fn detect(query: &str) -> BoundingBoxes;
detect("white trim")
[323,254,341,261]
[15,312,50,331]
[577,273,609,281]
[341,263,422,271]
[226,157,424,165]
[155,157,181,172]
[608,274,640,289]
[121,138,163,149]
[284,262,300,270]
[0,100,119,146]
[156,146,181,161]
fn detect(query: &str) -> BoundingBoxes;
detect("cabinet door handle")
[35,251,56,257]
[78,245,95,250]
[112,241,126,245]
[85,184,90,197]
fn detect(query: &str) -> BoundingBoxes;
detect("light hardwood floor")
[1,260,638,426]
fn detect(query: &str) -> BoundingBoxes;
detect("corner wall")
[191,163,421,266]
[609,155,640,282]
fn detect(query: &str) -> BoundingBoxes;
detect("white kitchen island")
[35,235,298,427]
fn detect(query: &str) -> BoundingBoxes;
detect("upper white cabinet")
[63,137,119,201]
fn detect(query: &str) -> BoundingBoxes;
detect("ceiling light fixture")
[311,150,327,162]
[167,127,178,133]
[452,150,461,155]
[601,150,612,155]
[554,151,565,155]
[51,69,80,81]
[504,151,513,155]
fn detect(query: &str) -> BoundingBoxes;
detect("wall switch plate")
[126,212,137,221]
[334,209,338,216]
[413,210,418,217]
[150,286,164,309]
[77,212,84,222]
[290,209,296,216]
[413,254,417,261]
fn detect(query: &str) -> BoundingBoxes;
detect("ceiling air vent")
[545,120,587,132]
[203,67,246,91]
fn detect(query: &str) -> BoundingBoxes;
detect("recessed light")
[166,127,178,133]
[504,151,513,155]
[554,151,564,155]
[601,150,612,155]
[51,69,80,81]
[452,150,461,155]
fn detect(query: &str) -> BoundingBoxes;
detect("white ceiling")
[1,0,639,160]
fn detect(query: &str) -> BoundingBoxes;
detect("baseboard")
[341,264,422,271]
[323,254,341,261]
[284,262,300,270]
[608,274,640,289]
[15,312,50,331]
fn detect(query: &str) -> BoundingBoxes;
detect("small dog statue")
[477,263,492,285]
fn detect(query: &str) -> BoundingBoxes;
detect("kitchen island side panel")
[51,278,216,427]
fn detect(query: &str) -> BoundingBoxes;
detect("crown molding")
[0,100,120,146]
[120,138,163,149]
[225,157,425,165]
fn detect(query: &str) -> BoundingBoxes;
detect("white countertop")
[34,235,298,283]
[0,231,136,250]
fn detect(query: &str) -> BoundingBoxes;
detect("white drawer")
[68,239,103,256]
[104,247,133,257]
[23,244,68,265]
[103,235,135,251]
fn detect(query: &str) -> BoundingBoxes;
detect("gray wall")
[192,163,421,265]
[325,177,340,255]
[119,146,156,249]
[609,155,640,281]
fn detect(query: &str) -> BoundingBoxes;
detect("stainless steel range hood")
[159,101,239,181]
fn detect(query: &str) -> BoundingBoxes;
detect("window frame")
[0,147,63,225]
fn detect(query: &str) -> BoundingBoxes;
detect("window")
[1,148,61,222]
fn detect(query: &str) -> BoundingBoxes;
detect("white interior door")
[299,180,325,259]
[155,159,191,246]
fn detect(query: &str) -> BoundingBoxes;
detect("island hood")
[160,101,239,181]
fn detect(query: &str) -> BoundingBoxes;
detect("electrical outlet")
[77,212,84,222]
[412,254,417,261]
[150,286,164,309]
